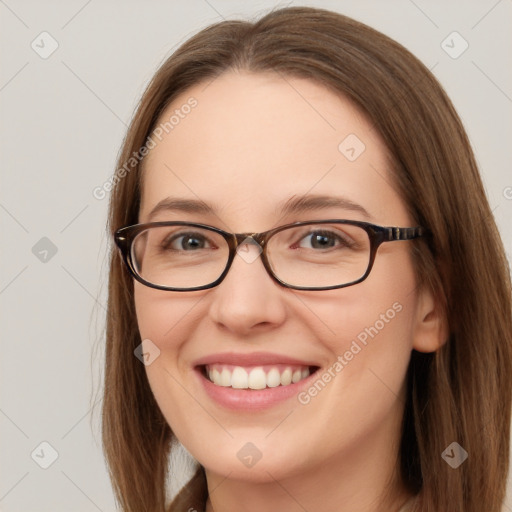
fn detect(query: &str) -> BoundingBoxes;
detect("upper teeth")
[207,365,310,389]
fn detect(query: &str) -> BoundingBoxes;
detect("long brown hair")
[102,6,512,511]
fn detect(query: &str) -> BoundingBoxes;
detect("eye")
[296,230,350,250]
[163,231,214,251]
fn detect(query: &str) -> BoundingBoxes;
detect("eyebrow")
[148,197,213,220]
[146,194,372,221]
[279,194,372,219]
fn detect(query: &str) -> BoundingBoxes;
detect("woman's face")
[135,71,436,485]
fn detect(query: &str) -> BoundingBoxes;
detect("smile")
[204,364,312,389]
[194,352,321,410]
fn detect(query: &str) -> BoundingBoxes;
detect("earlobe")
[412,286,449,353]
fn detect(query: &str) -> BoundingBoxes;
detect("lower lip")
[195,368,318,411]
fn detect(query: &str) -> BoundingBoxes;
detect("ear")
[412,285,449,353]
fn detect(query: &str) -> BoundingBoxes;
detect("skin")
[135,70,446,512]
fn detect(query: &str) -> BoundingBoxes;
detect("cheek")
[335,295,413,393]
[289,288,416,469]
[308,252,416,352]
[133,284,198,381]
[309,288,414,398]
[301,253,418,420]
[134,283,202,347]
[133,284,205,438]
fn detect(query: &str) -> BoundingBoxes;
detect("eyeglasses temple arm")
[386,226,426,241]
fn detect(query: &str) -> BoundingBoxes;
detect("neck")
[204,405,413,512]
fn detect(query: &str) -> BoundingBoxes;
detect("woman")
[102,6,512,512]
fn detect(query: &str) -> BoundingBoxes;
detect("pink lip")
[193,351,317,367]
[193,352,320,411]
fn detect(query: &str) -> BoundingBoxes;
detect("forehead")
[139,71,408,228]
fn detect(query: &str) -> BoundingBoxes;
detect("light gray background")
[1,0,511,510]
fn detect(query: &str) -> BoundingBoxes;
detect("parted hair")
[102,6,512,511]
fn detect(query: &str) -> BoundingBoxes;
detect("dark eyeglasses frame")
[114,219,426,292]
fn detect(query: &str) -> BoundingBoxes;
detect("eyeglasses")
[114,220,425,292]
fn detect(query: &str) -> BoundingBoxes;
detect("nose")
[207,241,287,336]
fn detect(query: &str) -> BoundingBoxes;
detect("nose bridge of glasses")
[233,232,266,247]
[232,233,265,265]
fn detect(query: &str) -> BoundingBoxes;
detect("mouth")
[193,352,321,409]
[200,363,319,390]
